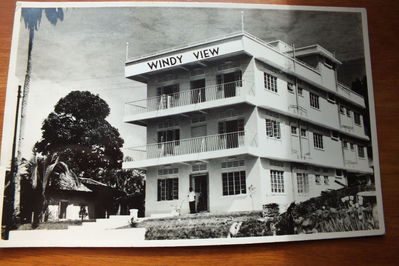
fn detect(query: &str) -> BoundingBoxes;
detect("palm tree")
[27,154,84,228]
[28,154,60,227]
[14,8,64,217]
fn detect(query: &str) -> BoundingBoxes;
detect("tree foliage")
[35,91,124,182]
[105,169,146,217]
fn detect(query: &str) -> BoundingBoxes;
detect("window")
[158,168,178,175]
[157,178,178,201]
[291,126,298,135]
[297,173,309,194]
[331,131,339,141]
[300,128,307,138]
[297,87,303,96]
[222,171,246,196]
[264,73,277,92]
[358,145,365,158]
[313,133,324,149]
[310,92,320,109]
[324,176,329,185]
[354,112,361,125]
[265,119,281,139]
[192,163,207,172]
[271,170,285,193]
[340,105,345,114]
[287,82,294,93]
[343,141,348,149]
[315,175,321,185]
[350,143,354,150]
[157,129,180,145]
[346,108,351,117]
[218,119,244,134]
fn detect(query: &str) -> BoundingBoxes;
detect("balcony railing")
[125,80,247,116]
[337,83,365,107]
[124,131,246,161]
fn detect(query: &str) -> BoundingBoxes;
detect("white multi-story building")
[122,32,372,217]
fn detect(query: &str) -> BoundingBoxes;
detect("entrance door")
[218,119,244,149]
[190,79,206,103]
[190,174,208,212]
[216,71,242,98]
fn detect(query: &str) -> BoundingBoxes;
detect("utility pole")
[2,86,22,239]
[12,86,22,219]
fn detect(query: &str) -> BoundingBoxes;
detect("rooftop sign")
[125,38,244,78]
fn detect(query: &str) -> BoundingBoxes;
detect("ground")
[16,219,95,230]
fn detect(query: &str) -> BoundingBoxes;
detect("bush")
[276,185,379,235]
[236,219,273,237]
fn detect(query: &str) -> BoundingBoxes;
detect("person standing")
[188,187,196,214]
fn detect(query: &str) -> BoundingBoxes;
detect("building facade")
[122,32,372,217]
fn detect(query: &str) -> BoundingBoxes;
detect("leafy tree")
[34,91,124,182]
[106,169,146,217]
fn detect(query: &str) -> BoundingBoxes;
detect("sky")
[14,5,366,159]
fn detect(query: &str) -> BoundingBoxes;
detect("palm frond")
[41,156,59,196]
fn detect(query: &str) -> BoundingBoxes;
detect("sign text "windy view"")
[147,47,220,70]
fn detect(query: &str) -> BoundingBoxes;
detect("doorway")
[157,129,180,155]
[191,125,207,153]
[216,71,242,98]
[190,79,206,103]
[59,201,68,219]
[157,84,179,109]
[218,119,244,148]
[190,174,209,212]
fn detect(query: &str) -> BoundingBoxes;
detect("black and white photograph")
[0,2,385,247]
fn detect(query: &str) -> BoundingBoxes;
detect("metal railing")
[124,131,246,161]
[125,80,246,116]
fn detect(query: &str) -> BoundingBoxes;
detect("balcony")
[337,83,365,108]
[123,131,257,169]
[124,80,255,124]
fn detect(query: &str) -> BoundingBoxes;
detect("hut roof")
[52,172,92,192]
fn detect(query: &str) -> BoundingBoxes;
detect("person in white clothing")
[188,187,196,214]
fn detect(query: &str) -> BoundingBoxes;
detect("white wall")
[144,155,353,217]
